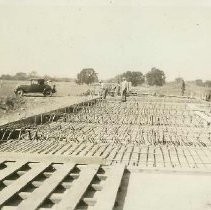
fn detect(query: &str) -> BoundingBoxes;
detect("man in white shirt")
[121,77,128,102]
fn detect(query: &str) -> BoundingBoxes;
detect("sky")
[0,0,211,81]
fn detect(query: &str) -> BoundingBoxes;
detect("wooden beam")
[55,164,99,210]
[18,163,76,210]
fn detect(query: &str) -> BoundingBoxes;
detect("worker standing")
[116,81,121,96]
[98,81,103,97]
[121,77,128,102]
[99,80,108,99]
[181,80,185,96]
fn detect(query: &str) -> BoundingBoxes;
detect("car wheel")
[43,90,52,97]
[16,89,24,97]
[48,90,53,97]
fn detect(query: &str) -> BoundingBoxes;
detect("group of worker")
[98,78,186,101]
[99,77,130,102]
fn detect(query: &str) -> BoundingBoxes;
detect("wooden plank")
[44,142,60,155]
[54,143,73,155]
[78,144,93,156]
[0,161,27,181]
[27,141,48,153]
[85,144,100,157]
[114,145,126,164]
[195,111,211,125]
[106,146,121,165]
[162,146,172,168]
[0,162,50,206]
[55,164,99,210]
[154,147,164,168]
[176,147,188,168]
[122,146,133,165]
[14,141,36,153]
[48,143,66,155]
[67,143,83,155]
[17,162,76,210]
[100,144,113,159]
[71,143,87,156]
[37,141,56,154]
[1,141,27,153]
[138,146,148,167]
[93,164,125,210]
[94,145,107,157]
[168,147,180,168]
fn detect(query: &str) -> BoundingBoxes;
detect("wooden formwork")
[0,154,211,210]
[0,154,125,210]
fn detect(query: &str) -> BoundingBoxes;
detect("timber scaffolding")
[0,95,211,210]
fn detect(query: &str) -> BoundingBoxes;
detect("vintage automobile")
[14,79,56,97]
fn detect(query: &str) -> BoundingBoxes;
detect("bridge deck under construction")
[0,95,211,209]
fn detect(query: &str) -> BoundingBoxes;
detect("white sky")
[0,0,211,81]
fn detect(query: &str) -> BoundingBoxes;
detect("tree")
[14,72,28,80]
[146,67,166,86]
[121,71,145,86]
[0,74,13,80]
[109,71,145,86]
[76,68,98,84]
[204,80,211,87]
[195,79,204,87]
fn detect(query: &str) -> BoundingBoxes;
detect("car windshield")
[31,80,45,85]
[31,80,39,85]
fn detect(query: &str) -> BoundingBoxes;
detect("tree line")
[77,67,166,86]
[7,68,208,88]
[0,68,166,86]
[0,71,73,82]
[194,79,211,87]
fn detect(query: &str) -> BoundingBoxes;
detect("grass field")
[0,80,93,97]
[1,79,210,99]
[134,82,211,101]
[0,80,96,118]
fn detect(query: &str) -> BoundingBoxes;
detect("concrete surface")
[124,171,211,210]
